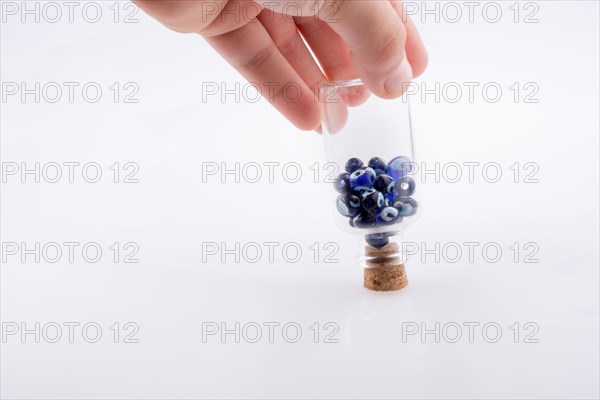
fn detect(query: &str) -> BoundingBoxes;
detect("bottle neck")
[359,232,404,269]
[360,234,409,291]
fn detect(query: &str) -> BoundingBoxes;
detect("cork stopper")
[363,242,408,291]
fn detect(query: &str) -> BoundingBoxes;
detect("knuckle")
[374,24,405,63]
[275,35,301,58]
[242,44,278,71]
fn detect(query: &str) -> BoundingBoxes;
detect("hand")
[135,0,428,131]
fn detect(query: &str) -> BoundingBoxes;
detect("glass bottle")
[321,79,419,291]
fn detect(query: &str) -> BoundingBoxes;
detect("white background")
[1,1,599,399]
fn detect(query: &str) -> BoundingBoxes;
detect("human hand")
[135,0,428,131]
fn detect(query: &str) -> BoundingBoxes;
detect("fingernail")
[384,59,413,96]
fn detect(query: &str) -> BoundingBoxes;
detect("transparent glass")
[321,79,419,270]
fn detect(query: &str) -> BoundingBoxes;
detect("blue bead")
[368,157,388,172]
[395,177,416,197]
[351,187,368,199]
[334,172,350,193]
[376,206,401,225]
[365,167,376,181]
[348,194,361,209]
[361,188,384,212]
[374,168,387,176]
[365,233,389,248]
[393,197,418,217]
[349,168,376,190]
[387,156,413,180]
[373,174,395,195]
[352,212,376,228]
[336,194,359,217]
[345,158,364,173]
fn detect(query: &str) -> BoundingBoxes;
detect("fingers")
[135,0,263,36]
[294,17,369,107]
[257,11,327,93]
[318,0,412,99]
[135,0,428,133]
[205,20,321,131]
[294,17,355,81]
[257,11,329,131]
[390,0,429,77]
[403,15,429,77]
[135,1,322,130]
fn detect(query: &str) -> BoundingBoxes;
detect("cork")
[363,242,408,291]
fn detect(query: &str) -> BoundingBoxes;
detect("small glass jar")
[321,79,419,291]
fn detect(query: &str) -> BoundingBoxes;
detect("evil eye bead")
[387,156,413,180]
[376,206,401,225]
[373,174,395,195]
[365,233,389,248]
[336,194,359,217]
[393,197,418,217]
[345,157,364,173]
[361,189,384,212]
[364,167,377,182]
[374,168,387,176]
[348,194,361,209]
[395,176,416,198]
[377,207,398,224]
[368,157,387,172]
[351,187,368,198]
[349,168,376,190]
[334,172,350,193]
[352,212,376,228]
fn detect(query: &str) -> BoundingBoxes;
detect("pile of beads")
[334,156,418,231]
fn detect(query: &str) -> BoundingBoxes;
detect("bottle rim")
[324,78,364,88]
